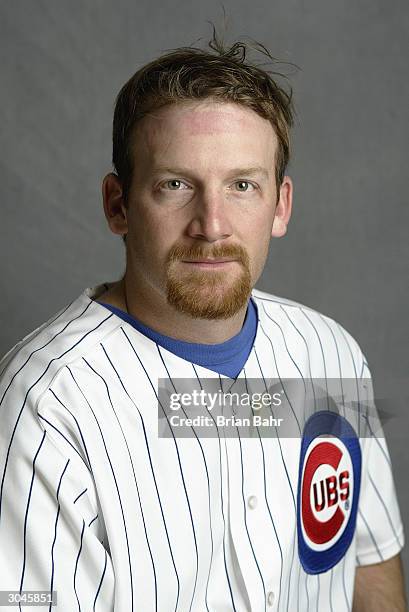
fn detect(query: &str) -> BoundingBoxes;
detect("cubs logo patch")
[297,411,362,574]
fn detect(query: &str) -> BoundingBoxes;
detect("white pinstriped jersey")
[0,283,404,611]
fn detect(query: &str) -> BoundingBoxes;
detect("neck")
[98,277,250,344]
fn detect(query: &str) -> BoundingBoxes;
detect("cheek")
[245,216,273,248]
[245,222,272,270]
[128,209,177,258]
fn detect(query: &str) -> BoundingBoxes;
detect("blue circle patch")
[297,411,362,574]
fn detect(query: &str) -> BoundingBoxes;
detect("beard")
[165,243,252,320]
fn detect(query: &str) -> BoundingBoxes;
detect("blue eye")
[164,179,189,190]
[235,181,254,192]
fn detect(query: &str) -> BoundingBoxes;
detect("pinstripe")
[257,320,302,435]
[361,414,392,467]
[243,368,285,612]
[157,350,201,612]
[360,365,394,485]
[334,322,362,436]
[49,459,70,612]
[219,374,267,611]
[67,365,135,612]
[305,572,309,612]
[279,306,313,379]
[253,345,299,610]
[260,304,305,380]
[37,411,91,470]
[253,345,297,509]
[261,304,307,432]
[73,488,88,504]
[236,429,267,611]
[316,314,346,416]
[297,559,301,612]
[299,309,330,409]
[162,367,215,612]
[359,359,369,379]
[48,388,92,469]
[19,430,47,600]
[74,519,86,612]
[88,514,98,527]
[341,556,351,612]
[278,305,318,421]
[93,549,108,612]
[358,509,383,561]
[368,472,403,547]
[329,568,334,612]
[192,364,238,612]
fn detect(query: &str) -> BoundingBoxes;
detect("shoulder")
[0,284,123,415]
[251,287,368,378]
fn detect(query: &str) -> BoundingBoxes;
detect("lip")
[181,259,238,268]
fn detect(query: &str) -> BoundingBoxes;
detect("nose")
[186,188,233,242]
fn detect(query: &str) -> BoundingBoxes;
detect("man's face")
[111,100,292,319]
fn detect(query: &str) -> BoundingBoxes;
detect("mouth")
[181,259,238,269]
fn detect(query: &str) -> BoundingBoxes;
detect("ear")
[271,175,293,238]
[102,173,128,236]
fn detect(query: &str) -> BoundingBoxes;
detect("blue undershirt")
[97,298,258,379]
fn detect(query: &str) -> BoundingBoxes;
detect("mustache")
[166,243,249,265]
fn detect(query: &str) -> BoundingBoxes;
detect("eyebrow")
[152,166,270,179]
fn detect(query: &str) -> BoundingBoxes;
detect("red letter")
[326,476,338,507]
[339,470,350,501]
[313,480,326,512]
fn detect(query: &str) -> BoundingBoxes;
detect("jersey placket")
[223,420,279,610]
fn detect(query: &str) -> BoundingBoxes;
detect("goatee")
[165,243,252,320]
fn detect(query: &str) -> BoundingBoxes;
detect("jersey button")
[267,591,275,606]
[247,495,258,509]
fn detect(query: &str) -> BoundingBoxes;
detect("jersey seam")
[35,418,100,518]
[30,319,126,417]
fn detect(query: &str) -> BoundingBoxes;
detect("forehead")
[134,100,277,156]
[164,101,260,134]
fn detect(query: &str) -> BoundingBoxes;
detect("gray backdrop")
[1,0,408,589]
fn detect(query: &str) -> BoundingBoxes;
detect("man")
[0,36,406,611]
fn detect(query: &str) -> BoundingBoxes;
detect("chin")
[166,271,252,319]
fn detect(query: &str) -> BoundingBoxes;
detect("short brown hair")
[112,31,296,203]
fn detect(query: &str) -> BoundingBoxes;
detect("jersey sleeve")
[0,383,115,610]
[354,360,405,566]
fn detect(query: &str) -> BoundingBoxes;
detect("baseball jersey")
[0,283,404,611]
